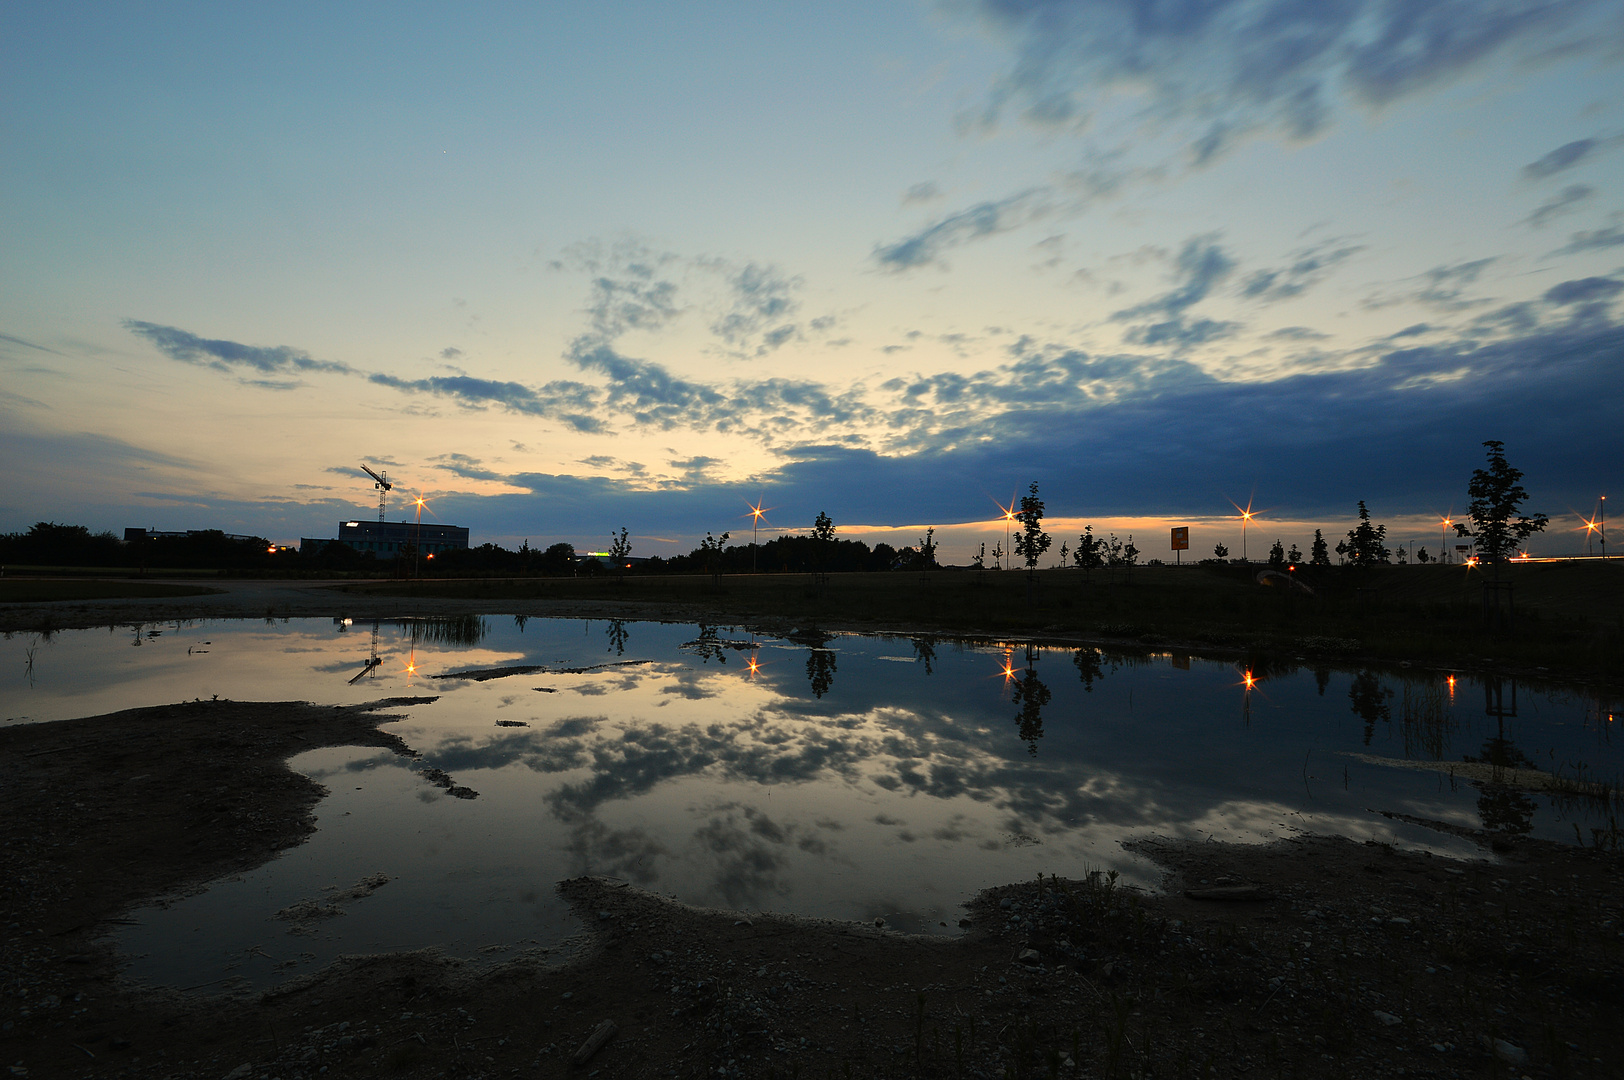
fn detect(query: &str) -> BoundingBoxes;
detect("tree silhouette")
[1074,526,1104,581]
[1345,502,1389,565]
[1456,440,1548,567]
[1013,483,1051,575]
[1309,529,1330,566]
[1009,660,1051,756]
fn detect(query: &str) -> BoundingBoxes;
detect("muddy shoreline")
[2,693,1622,1079]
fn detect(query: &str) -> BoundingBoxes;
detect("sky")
[3,1,1622,562]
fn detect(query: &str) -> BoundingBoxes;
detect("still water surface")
[3,616,1617,992]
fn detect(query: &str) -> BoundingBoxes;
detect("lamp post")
[1440,516,1452,565]
[746,498,768,573]
[1232,499,1257,562]
[1602,496,1608,560]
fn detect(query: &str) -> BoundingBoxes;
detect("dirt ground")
[2,695,1622,1080]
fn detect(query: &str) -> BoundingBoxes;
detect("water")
[3,616,1618,992]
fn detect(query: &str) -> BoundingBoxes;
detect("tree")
[1213,542,1229,560]
[609,527,632,567]
[1121,535,1140,571]
[1309,529,1330,566]
[812,511,835,543]
[1074,526,1104,580]
[1012,482,1050,574]
[1416,545,1431,564]
[1345,501,1390,565]
[699,531,730,581]
[1267,539,1286,569]
[916,526,938,569]
[973,542,986,572]
[1057,540,1069,569]
[1287,542,1303,564]
[1456,440,1548,567]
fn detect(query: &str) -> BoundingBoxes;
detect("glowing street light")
[1230,498,1259,562]
[1601,495,1608,560]
[994,491,1018,571]
[1439,515,1453,565]
[744,497,772,572]
[412,494,429,580]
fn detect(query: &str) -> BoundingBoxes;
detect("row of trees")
[6,443,1547,577]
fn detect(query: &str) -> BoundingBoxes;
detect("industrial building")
[302,519,470,556]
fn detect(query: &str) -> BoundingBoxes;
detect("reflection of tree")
[1466,723,1538,835]
[512,614,529,632]
[806,648,837,698]
[605,619,628,656]
[1348,670,1393,745]
[911,636,938,675]
[687,624,728,664]
[1072,648,1104,692]
[1314,667,1331,697]
[1010,662,1051,757]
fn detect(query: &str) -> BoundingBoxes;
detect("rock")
[572,1019,618,1066]
[1185,886,1275,902]
[1017,948,1042,966]
[873,917,885,927]
[1480,1036,1527,1065]
[222,1065,252,1080]
[1372,1011,1401,1026]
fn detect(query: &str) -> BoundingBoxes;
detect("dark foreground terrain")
[3,698,1622,1079]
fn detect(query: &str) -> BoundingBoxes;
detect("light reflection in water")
[2,617,1620,993]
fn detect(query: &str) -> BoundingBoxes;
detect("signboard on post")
[1171,526,1189,564]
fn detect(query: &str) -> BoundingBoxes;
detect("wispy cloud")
[1550,223,1624,256]
[1525,184,1594,227]
[1239,240,1363,302]
[966,0,1617,164]
[873,188,1052,271]
[123,320,358,376]
[1521,135,1622,178]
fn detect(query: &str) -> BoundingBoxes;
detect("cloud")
[1239,241,1363,301]
[1521,136,1619,178]
[1367,257,1499,312]
[1542,275,1624,305]
[902,181,942,204]
[1550,223,1624,256]
[967,0,1616,162]
[1524,184,1594,228]
[0,332,69,358]
[709,262,803,355]
[123,320,357,376]
[873,188,1052,271]
[1112,235,1236,320]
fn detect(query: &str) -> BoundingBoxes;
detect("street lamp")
[1440,516,1452,565]
[1601,496,1608,560]
[745,497,770,572]
[995,491,1017,571]
[1231,499,1258,562]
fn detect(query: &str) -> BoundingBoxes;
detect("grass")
[334,560,1623,683]
[0,579,220,603]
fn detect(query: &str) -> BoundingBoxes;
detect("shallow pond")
[3,616,1618,992]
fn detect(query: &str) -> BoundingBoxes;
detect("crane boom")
[361,463,392,522]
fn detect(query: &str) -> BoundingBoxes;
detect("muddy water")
[3,617,1617,991]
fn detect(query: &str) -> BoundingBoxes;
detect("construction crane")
[361,464,392,522]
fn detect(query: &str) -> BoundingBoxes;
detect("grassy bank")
[0,578,220,603]
[338,560,1624,682]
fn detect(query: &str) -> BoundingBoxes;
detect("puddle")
[3,616,1618,991]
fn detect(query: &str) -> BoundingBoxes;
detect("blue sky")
[3,1,1621,561]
